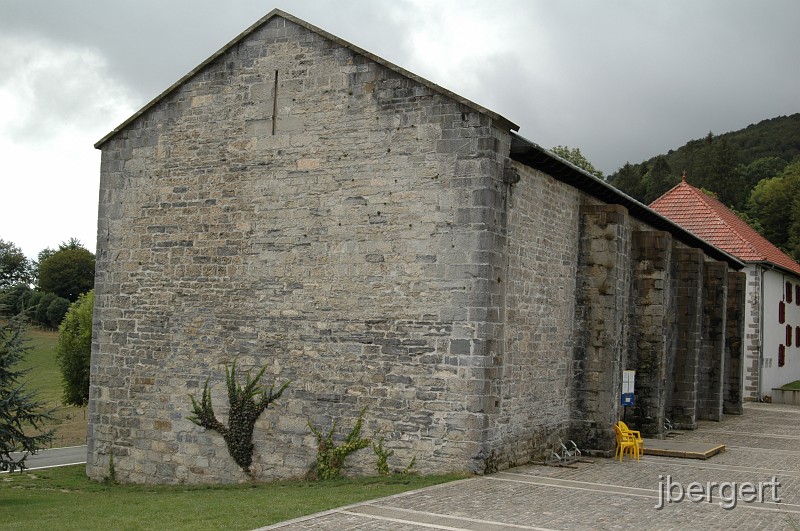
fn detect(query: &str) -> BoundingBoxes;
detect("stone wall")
[724,271,746,414]
[667,248,704,429]
[89,12,748,484]
[743,266,761,400]
[570,204,631,453]
[628,231,674,437]
[698,262,727,421]
[89,15,511,483]
[487,162,581,469]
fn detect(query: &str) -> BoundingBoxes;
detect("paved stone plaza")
[262,402,800,530]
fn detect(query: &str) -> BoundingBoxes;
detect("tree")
[0,315,53,472]
[696,137,742,207]
[0,283,33,317]
[30,247,56,287]
[746,161,800,258]
[789,192,800,262]
[34,292,58,328]
[56,290,94,407]
[59,238,84,251]
[609,162,646,200]
[37,248,56,263]
[0,240,32,288]
[642,156,675,204]
[550,145,604,179]
[46,297,71,329]
[22,291,44,320]
[38,241,95,302]
[739,156,788,191]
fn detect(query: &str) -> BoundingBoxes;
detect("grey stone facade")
[724,271,746,413]
[628,230,673,437]
[570,205,631,451]
[88,10,746,483]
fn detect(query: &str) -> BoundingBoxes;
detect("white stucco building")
[652,179,800,399]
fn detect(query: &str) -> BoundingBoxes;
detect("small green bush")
[45,296,70,328]
[372,435,392,476]
[372,434,416,476]
[309,407,371,480]
[34,292,57,327]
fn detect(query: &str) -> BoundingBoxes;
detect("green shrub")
[34,292,57,327]
[372,433,416,476]
[22,290,43,320]
[309,407,371,480]
[46,296,70,328]
[0,283,33,316]
[372,435,392,476]
[56,290,94,406]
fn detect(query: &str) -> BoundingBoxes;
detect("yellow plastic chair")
[617,421,645,455]
[613,424,639,461]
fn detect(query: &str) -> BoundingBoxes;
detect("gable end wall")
[88,15,751,483]
[89,16,510,483]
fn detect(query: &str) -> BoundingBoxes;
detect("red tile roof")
[649,180,800,276]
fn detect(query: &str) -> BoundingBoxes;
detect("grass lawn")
[0,465,464,530]
[7,327,464,529]
[781,380,800,390]
[18,328,87,447]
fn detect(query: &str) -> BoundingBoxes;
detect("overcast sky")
[1,0,798,259]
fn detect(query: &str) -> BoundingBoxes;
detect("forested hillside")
[606,113,800,260]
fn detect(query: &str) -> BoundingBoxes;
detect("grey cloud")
[2,0,798,173]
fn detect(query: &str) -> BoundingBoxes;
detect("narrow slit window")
[796,284,800,305]
[788,325,793,347]
[788,281,794,303]
[271,70,278,136]
[779,301,786,323]
[778,345,786,367]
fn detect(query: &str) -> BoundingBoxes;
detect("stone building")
[88,9,746,484]
[651,179,800,401]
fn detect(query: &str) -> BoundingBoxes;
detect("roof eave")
[95,9,518,149]
[509,131,745,270]
[747,261,800,279]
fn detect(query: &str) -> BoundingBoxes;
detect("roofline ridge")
[95,8,518,148]
[650,179,687,204]
[650,175,800,275]
[649,180,757,263]
[683,183,766,261]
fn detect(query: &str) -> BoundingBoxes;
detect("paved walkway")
[260,402,800,530]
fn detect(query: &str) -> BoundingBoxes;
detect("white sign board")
[622,370,636,394]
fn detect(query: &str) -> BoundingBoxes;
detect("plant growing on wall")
[188,360,289,476]
[371,433,416,476]
[308,406,371,480]
[372,434,392,476]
